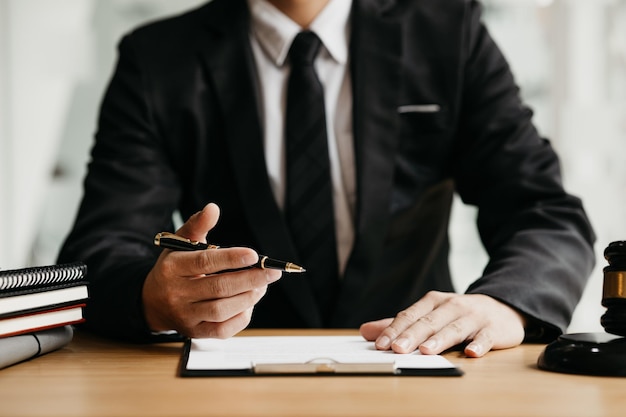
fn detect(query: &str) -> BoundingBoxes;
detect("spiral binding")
[0,262,87,291]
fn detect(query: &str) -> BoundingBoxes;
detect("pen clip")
[154,232,219,250]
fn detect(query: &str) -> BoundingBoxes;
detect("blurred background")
[0,0,624,333]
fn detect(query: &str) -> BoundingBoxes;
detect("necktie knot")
[288,31,322,67]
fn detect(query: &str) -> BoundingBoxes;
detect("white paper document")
[182,335,462,376]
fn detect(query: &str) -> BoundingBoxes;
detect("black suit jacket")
[58,0,595,342]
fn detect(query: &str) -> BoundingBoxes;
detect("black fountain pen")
[154,232,306,273]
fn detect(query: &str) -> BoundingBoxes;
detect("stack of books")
[0,262,88,369]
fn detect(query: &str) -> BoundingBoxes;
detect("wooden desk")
[2,329,626,417]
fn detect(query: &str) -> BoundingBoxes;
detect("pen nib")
[284,263,306,273]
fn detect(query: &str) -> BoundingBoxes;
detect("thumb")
[175,203,220,243]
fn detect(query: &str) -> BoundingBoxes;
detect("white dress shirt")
[247,0,355,275]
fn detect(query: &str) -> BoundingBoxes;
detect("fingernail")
[421,339,437,350]
[393,338,410,351]
[376,336,391,349]
[466,342,482,356]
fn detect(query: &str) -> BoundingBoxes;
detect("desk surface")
[2,329,626,417]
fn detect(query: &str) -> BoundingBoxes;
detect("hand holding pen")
[142,203,285,339]
[154,232,305,273]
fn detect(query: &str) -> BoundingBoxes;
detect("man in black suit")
[58,0,595,357]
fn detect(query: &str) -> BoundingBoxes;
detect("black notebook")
[0,262,87,292]
[0,263,88,319]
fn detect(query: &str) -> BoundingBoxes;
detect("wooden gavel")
[601,241,626,336]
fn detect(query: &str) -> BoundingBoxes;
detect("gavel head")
[601,241,626,336]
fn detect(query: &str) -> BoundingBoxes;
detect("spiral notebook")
[0,263,88,318]
[0,262,87,292]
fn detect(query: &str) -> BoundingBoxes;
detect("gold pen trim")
[283,262,305,273]
[154,232,219,249]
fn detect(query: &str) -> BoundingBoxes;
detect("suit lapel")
[197,0,323,326]
[333,0,403,323]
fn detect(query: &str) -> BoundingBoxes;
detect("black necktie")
[285,31,338,322]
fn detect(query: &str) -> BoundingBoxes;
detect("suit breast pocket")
[397,104,449,135]
[393,105,453,191]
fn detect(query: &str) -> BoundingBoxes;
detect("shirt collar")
[247,0,352,66]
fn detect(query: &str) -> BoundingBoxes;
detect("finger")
[188,266,281,301]
[374,291,449,350]
[464,328,494,358]
[191,308,256,339]
[166,246,260,277]
[190,285,268,324]
[389,305,464,354]
[176,203,220,243]
[418,316,474,355]
[359,318,393,341]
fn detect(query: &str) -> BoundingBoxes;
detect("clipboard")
[179,335,463,377]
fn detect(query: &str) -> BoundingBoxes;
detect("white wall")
[0,0,205,269]
[1,0,94,269]
[0,0,8,269]
[1,0,625,334]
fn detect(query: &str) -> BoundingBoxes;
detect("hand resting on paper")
[359,291,526,358]
[142,203,282,338]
